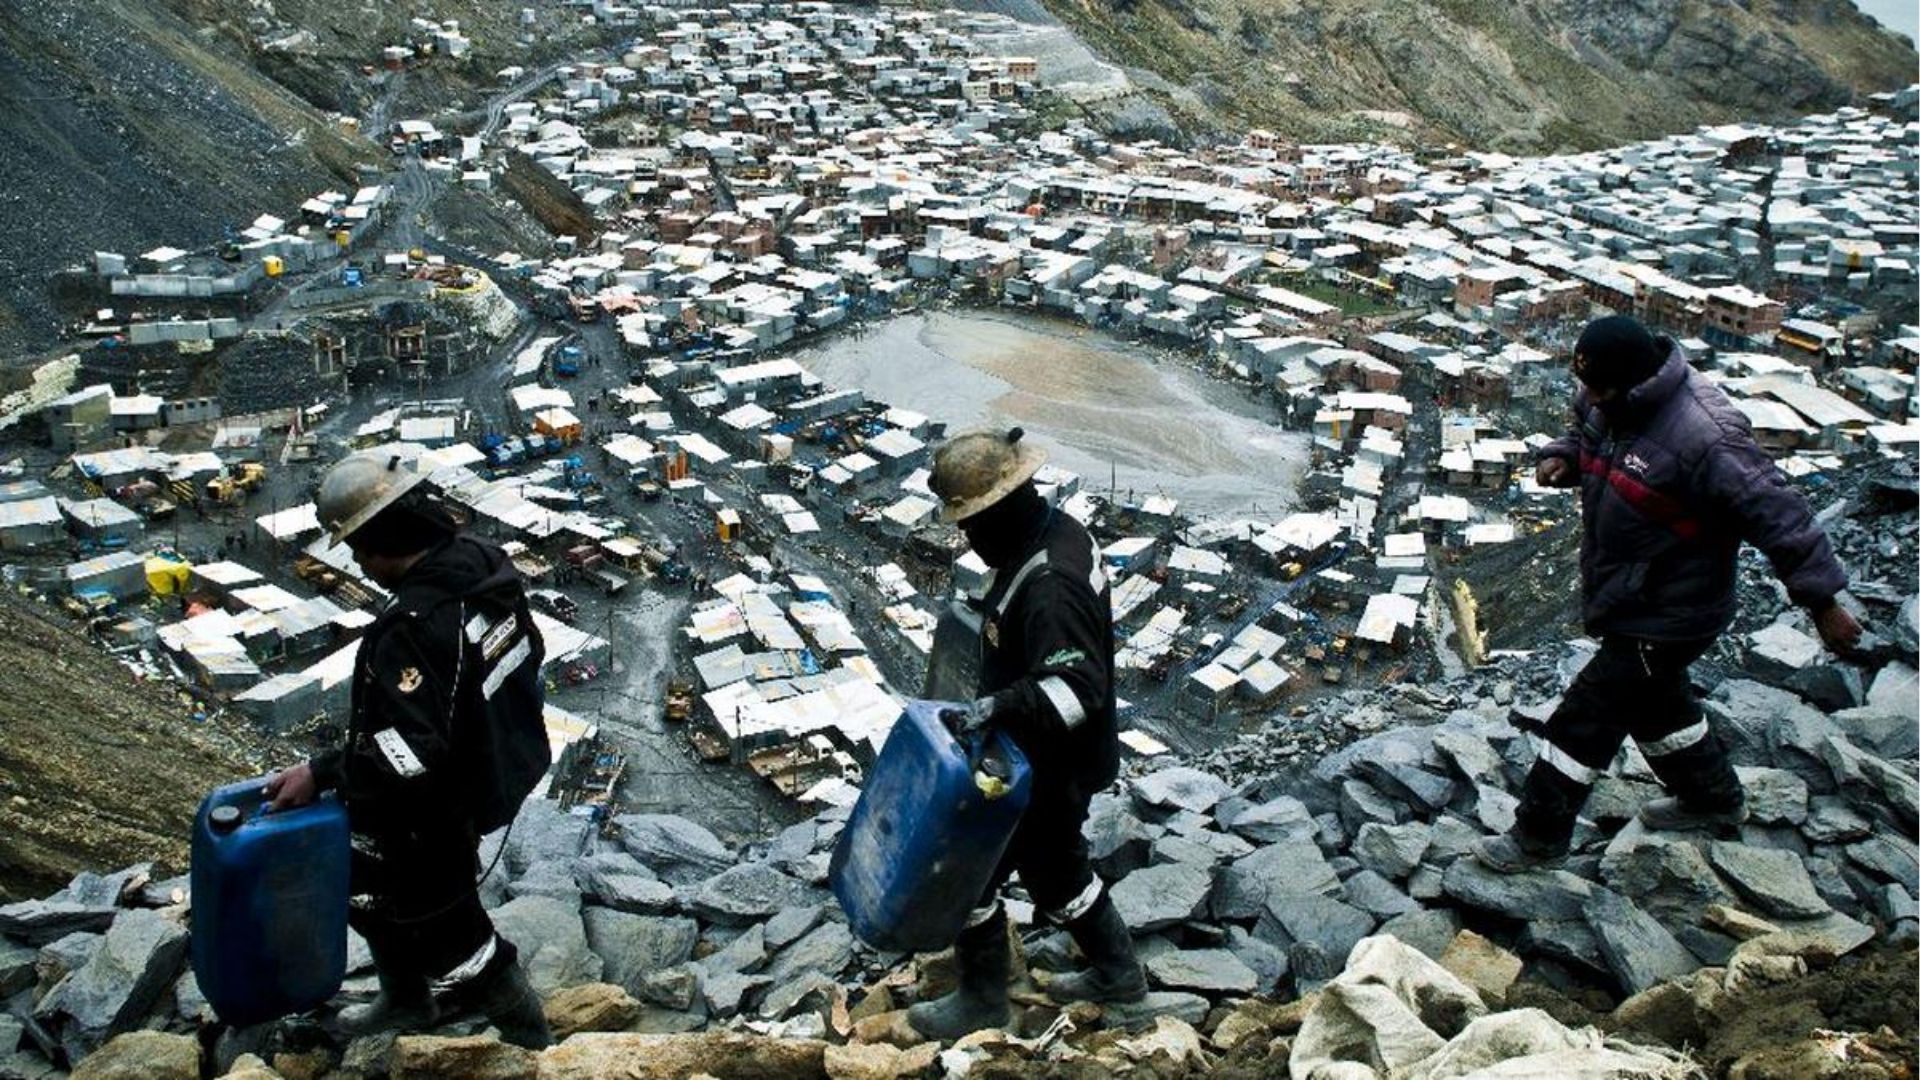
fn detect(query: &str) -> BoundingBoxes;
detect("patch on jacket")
[396,667,423,694]
[1044,647,1086,667]
[1621,451,1651,476]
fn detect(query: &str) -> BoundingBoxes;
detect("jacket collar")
[1595,343,1689,428]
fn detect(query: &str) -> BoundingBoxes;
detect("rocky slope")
[1036,0,1917,148]
[0,591,271,903]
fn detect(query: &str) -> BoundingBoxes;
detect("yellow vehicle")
[204,463,268,505]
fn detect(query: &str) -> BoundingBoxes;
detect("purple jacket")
[1539,343,1846,641]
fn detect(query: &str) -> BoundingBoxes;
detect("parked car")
[528,588,579,623]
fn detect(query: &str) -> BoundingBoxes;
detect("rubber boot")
[907,909,1012,1041]
[468,943,552,1050]
[337,966,436,1037]
[1045,894,1146,1004]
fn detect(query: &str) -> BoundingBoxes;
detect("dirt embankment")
[0,591,273,901]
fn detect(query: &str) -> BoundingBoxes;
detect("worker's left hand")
[940,696,997,739]
[1814,603,1864,655]
[264,761,318,812]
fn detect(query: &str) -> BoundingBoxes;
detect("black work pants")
[1513,635,1741,851]
[348,823,496,985]
[974,781,1098,925]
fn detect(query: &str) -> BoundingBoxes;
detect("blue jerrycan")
[190,776,351,1026]
[830,700,1033,952]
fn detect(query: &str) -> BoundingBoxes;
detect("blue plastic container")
[190,776,351,1027]
[830,700,1033,952]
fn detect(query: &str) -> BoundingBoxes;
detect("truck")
[553,344,584,378]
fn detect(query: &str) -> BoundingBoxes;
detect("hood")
[394,535,522,614]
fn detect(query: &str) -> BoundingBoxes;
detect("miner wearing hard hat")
[264,451,553,1048]
[910,427,1144,1041]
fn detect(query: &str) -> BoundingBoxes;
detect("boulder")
[1098,991,1210,1030]
[1130,767,1230,815]
[1787,664,1864,712]
[1338,779,1404,831]
[506,861,582,903]
[1339,871,1418,920]
[581,910,697,996]
[1356,758,1455,815]
[1584,889,1698,995]
[1211,840,1340,920]
[544,983,642,1040]
[614,815,735,886]
[1707,842,1830,919]
[1845,834,1919,886]
[1253,893,1375,989]
[701,968,772,1019]
[1441,859,1593,921]
[0,938,36,998]
[1109,862,1212,933]
[504,801,590,877]
[1866,661,1918,713]
[489,897,602,996]
[1431,727,1507,787]
[1350,822,1430,881]
[1597,833,1733,925]
[69,1031,198,1080]
[44,908,187,1062]
[390,1035,536,1080]
[1735,767,1810,827]
[575,853,675,915]
[37,930,103,996]
[763,921,854,984]
[681,864,805,926]
[59,867,148,910]
[1222,927,1288,994]
[537,1031,828,1080]
[1802,796,1873,843]
[0,900,116,947]
[1747,623,1823,683]
[702,924,768,976]
[763,904,825,952]
[1142,948,1258,994]
[1376,908,1461,961]
[1220,795,1317,844]
[638,966,701,1011]
[1085,795,1158,881]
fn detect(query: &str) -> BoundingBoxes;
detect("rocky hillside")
[0,590,271,902]
[1037,0,1917,148]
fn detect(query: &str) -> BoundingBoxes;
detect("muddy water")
[790,310,1308,518]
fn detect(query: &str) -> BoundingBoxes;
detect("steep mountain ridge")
[1040,0,1916,147]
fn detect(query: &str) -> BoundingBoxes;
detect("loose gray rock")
[1221,795,1316,845]
[1351,821,1431,880]
[1341,870,1418,919]
[1708,842,1831,919]
[59,866,149,909]
[1377,908,1461,961]
[1143,949,1258,994]
[638,964,700,1010]
[581,910,696,997]
[0,901,116,947]
[576,853,676,915]
[763,904,825,951]
[1087,794,1158,879]
[1474,786,1520,834]
[1803,796,1874,843]
[1339,779,1404,831]
[1130,767,1231,815]
[763,921,854,984]
[764,820,818,879]
[1222,927,1288,994]
[680,863,805,926]
[492,896,603,995]
[1357,758,1455,815]
[1597,834,1733,925]
[506,800,591,877]
[701,924,767,976]
[1736,767,1811,827]
[41,908,186,1062]
[614,814,735,886]
[0,938,36,998]
[701,968,770,1019]
[1210,841,1340,921]
[759,971,837,1020]
[507,860,584,902]
[1099,991,1210,1030]
[1770,910,1875,956]
[1845,835,1919,887]
[1252,892,1375,976]
[1442,860,1594,921]
[1111,862,1212,933]
[1432,727,1507,786]
[1585,889,1698,995]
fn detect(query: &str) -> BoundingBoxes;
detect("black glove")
[940,695,997,738]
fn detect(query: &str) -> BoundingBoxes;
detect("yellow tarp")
[146,557,192,596]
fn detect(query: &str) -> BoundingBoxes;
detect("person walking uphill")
[909,428,1146,1041]
[1474,315,1861,874]
[264,452,555,1047]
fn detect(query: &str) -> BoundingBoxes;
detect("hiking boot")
[907,909,1012,1041]
[471,949,551,1049]
[1471,833,1567,874]
[1044,894,1146,1005]
[1639,796,1747,832]
[337,970,436,1037]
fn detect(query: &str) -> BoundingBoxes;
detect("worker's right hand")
[1535,458,1576,488]
[264,761,318,812]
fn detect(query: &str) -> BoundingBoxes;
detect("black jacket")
[978,511,1120,801]
[312,535,549,835]
[1539,345,1846,640]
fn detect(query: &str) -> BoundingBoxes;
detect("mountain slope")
[0,0,374,360]
[1039,0,1917,148]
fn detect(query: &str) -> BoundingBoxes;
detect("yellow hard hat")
[929,427,1047,523]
